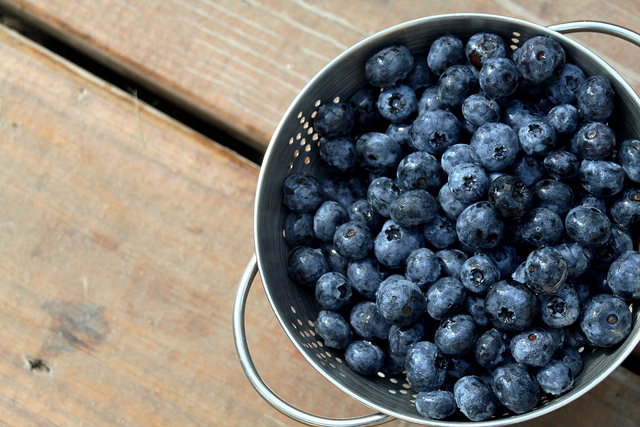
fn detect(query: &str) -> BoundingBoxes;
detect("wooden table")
[0,1,638,426]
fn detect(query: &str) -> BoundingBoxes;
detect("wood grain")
[0,0,639,150]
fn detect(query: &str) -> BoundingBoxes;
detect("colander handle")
[233,254,394,427]
[549,21,640,48]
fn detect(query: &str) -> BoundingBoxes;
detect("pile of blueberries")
[282,31,640,422]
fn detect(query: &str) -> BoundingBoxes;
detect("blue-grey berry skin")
[518,120,557,158]
[438,182,471,221]
[465,294,491,328]
[448,163,489,204]
[385,122,413,147]
[532,179,574,216]
[434,314,479,357]
[543,149,580,180]
[513,35,566,85]
[470,122,519,171]
[466,32,508,69]
[365,44,414,87]
[396,150,443,193]
[620,139,640,183]
[422,212,458,249]
[565,206,611,248]
[348,198,381,232]
[576,190,608,213]
[579,159,626,198]
[388,321,426,357]
[491,363,540,414]
[556,243,592,279]
[417,86,444,115]
[572,121,616,160]
[610,187,640,229]
[509,155,546,187]
[347,257,385,301]
[415,390,457,420]
[510,327,556,367]
[282,173,323,213]
[607,251,640,299]
[313,201,348,242]
[475,328,507,369]
[405,247,441,289]
[436,249,469,280]
[456,201,505,251]
[377,84,418,123]
[479,57,520,100]
[313,101,356,138]
[460,253,501,295]
[524,246,568,295]
[580,294,632,347]
[389,189,438,227]
[376,279,427,327]
[403,55,437,92]
[349,87,384,132]
[453,375,497,422]
[367,177,402,218]
[344,340,386,376]
[577,75,615,122]
[539,283,581,328]
[405,341,448,391]
[461,94,500,128]
[546,103,580,135]
[374,219,423,269]
[410,109,462,155]
[518,207,564,248]
[488,245,521,279]
[315,310,353,349]
[558,345,583,377]
[349,301,392,341]
[287,246,330,287]
[284,212,317,247]
[321,177,358,210]
[428,34,464,75]
[536,359,574,396]
[315,272,353,311]
[485,279,538,333]
[502,99,546,134]
[318,136,357,173]
[546,63,587,105]
[333,220,374,261]
[426,277,467,320]
[593,224,634,268]
[487,174,533,220]
[355,132,402,175]
[438,64,477,109]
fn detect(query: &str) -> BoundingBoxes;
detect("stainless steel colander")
[233,14,640,426]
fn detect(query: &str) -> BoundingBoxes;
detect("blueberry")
[367,176,402,218]
[376,279,427,326]
[315,271,353,311]
[487,174,534,220]
[460,253,501,295]
[427,34,464,75]
[438,182,471,221]
[555,242,592,279]
[518,120,557,158]
[314,101,356,138]
[313,201,348,242]
[466,32,508,68]
[479,57,520,100]
[434,314,479,357]
[287,246,330,287]
[607,250,640,299]
[502,99,546,134]
[396,150,442,193]
[581,294,633,347]
[282,173,323,213]
[557,345,583,377]
[565,206,611,247]
[620,139,640,183]
[405,247,441,289]
[513,35,565,85]
[415,390,457,420]
[417,86,444,115]
[438,64,477,109]
[461,94,501,128]
[517,207,564,247]
[491,362,540,414]
[576,190,608,212]
[546,63,587,104]
[318,136,357,173]
[543,150,579,180]
[345,340,386,376]
[349,300,392,341]
[349,87,384,132]
[488,245,521,278]
[405,341,448,391]
[388,321,426,357]
[539,283,581,328]
[470,122,519,171]
[374,219,423,269]
[453,375,497,421]
[485,278,538,332]
[532,179,574,216]
[347,198,381,231]
[447,354,480,380]
[284,211,317,247]
[448,163,489,204]
[410,109,462,155]
[365,44,415,87]
[315,310,353,349]
[546,103,580,135]
[347,257,385,301]
[572,121,616,160]
[333,220,374,261]
[579,159,626,197]
[320,242,349,276]
[403,55,437,92]
[475,328,507,369]
[536,359,574,396]
[389,189,438,227]
[436,249,469,280]
[425,276,466,320]
[385,122,413,147]
[355,132,402,175]
[465,294,491,328]
[576,75,615,122]
[456,201,505,251]
[377,84,418,123]
[610,187,640,229]
[422,212,458,249]
[508,155,547,187]
[510,327,556,367]
[320,177,358,209]
[592,224,634,267]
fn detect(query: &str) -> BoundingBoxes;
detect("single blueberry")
[320,242,349,276]
[619,139,640,183]
[536,359,574,396]
[437,64,477,109]
[438,182,471,221]
[313,201,348,242]
[426,277,467,320]
[422,212,458,250]
[403,55,437,92]
[345,340,386,376]
[318,136,357,173]
[376,279,427,327]
[517,207,564,247]
[485,278,538,333]
[453,375,497,421]
[282,173,323,213]
[284,211,317,247]
[475,328,507,369]
[347,198,382,232]
[349,300,392,341]
[367,176,402,218]
[555,242,592,279]
[607,250,640,299]
[565,206,611,247]
[315,310,353,349]
[377,84,418,123]
[347,257,385,301]
[355,132,402,175]
[508,155,546,187]
[333,220,374,261]
[428,34,465,75]
[539,283,581,328]
[532,179,574,216]
[287,246,330,287]
[456,201,505,251]
[417,86,444,115]
[410,109,462,155]
[396,150,442,193]
[405,247,441,289]
[314,101,356,138]
[460,253,501,295]
[543,149,579,180]
[365,44,415,87]
[315,271,353,311]
[576,75,615,122]
[436,248,469,280]
[491,362,540,414]
[580,294,632,347]
[579,159,626,197]
[488,245,521,279]
[388,321,426,357]
[610,187,640,229]
[518,120,557,158]
[385,122,413,147]
[461,94,501,128]
[374,219,424,269]
[405,341,448,391]
[448,163,489,204]
[546,103,580,135]
[510,327,556,367]
[415,390,457,420]
[434,314,479,357]
[470,122,519,171]
[479,57,520,100]
[546,63,587,104]
[572,121,616,160]
[487,174,533,220]
[389,189,438,227]
[513,35,565,85]
[466,32,508,69]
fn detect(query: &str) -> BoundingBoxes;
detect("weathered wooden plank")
[0,0,639,150]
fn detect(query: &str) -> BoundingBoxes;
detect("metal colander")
[234,13,640,426]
